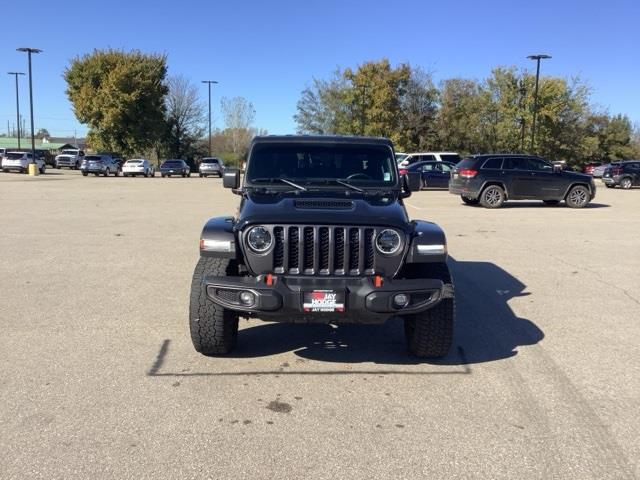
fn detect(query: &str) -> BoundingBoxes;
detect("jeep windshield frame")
[245,143,400,191]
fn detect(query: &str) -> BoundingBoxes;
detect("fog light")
[393,293,410,308]
[239,291,256,306]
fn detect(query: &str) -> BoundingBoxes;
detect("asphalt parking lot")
[1,170,639,479]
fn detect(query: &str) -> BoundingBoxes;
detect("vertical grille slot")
[364,228,375,271]
[349,228,360,273]
[319,227,330,273]
[288,227,299,273]
[303,227,314,273]
[273,227,284,272]
[334,228,345,274]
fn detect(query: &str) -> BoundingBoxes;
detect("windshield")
[440,154,461,164]
[246,144,397,187]
[85,156,102,161]
[163,161,182,166]
[126,160,143,164]
[395,153,408,164]
[61,150,79,155]
[6,152,25,160]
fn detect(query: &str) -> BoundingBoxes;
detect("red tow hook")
[373,275,383,288]
[265,273,274,286]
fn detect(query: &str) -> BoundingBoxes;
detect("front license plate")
[302,290,345,313]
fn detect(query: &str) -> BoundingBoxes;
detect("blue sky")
[1,0,638,138]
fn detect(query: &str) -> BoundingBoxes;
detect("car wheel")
[115,169,120,177]
[479,185,505,208]
[55,165,61,169]
[199,173,203,178]
[161,174,166,178]
[103,169,108,177]
[94,173,100,176]
[189,257,240,355]
[39,165,46,174]
[620,177,632,190]
[543,200,560,206]
[460,195,479,205]
[401,263,454,358]
[144,171,148,177]
[187,171,191,177]
[82,172,88,176]
[565,185,590,208]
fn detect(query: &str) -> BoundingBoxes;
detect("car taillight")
[399,169,408,175]
[459,169,478,178]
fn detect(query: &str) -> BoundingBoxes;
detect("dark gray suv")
[449,154,596,208]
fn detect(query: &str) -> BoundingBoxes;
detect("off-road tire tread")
[402,262,454,358]
[189,257,240,355]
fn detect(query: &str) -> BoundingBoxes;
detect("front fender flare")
[199,216,239,259]
[405,220,448,264]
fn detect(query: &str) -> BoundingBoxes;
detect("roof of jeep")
[251,135,393,147]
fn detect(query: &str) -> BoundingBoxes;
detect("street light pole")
[17,47,42,165]
[201,80,218,156]
[527,54,551,152]
[7,71,25,149]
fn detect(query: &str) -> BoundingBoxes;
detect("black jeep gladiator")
[189,136,454,358]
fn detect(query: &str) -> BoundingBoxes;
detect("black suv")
[602,161,640,189]
[189,136,454,358]
[449,154,596,208]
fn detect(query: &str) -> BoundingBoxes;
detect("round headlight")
[375,229,402,255]
[247,226,272,252]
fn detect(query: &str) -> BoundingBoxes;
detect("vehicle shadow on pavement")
[218,257,544,366]
[463,201,609,209]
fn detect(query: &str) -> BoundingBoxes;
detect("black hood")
[236,191,410,231]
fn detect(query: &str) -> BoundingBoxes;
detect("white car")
[398,152,461,168]
[1,151,46,174]
[199,157,224,177]
[122,159,155,177]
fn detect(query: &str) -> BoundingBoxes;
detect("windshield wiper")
[250,177,307,192]
[306,178,365,193]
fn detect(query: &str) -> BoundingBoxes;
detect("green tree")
[64,49,168,156]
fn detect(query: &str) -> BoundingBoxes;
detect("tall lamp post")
[7,71,25,149]
[201,80,218,157]
[17,47,42,167]
[527,54,551,152]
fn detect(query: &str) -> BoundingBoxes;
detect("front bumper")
[205,274,452,323]
[56,158,76,166]
[602,177,616,185]
[200,168,221,174]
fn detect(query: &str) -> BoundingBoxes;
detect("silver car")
[80,155,120,177]
[199,157,224,177]
[592,164,608,178]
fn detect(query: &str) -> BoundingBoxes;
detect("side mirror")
[405,171,422,192]
[553,164,563,173]
[223,168,240,189]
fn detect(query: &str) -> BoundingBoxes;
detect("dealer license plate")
[302,290,345,313]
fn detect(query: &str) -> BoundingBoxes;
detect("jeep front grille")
[271,225,378,276]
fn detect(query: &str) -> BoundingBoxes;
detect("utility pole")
[201,80,218,156]
[527,54,551,152]
[17,47,42,166]
[8,71,25,149]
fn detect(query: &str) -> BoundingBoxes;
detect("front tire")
[401,263,454,358]
[479,185,505,208]
[565,185,590,208]
[189,257,240,355]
